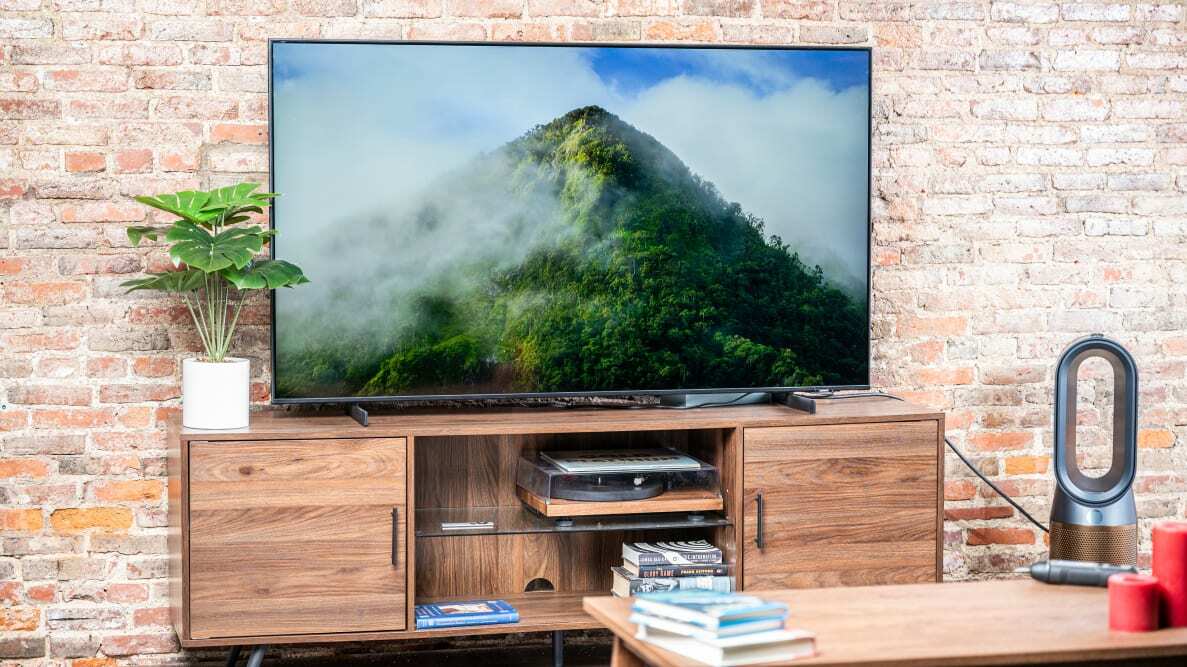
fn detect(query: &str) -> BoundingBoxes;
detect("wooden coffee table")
[583,579,1187,666]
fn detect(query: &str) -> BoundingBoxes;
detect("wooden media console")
[167,398,945,657]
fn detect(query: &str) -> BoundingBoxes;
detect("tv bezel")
[267,39,874,405]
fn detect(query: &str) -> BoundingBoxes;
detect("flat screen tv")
[269,40,872,404]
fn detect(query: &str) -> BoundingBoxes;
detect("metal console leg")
[245,645,267,667]
[225,646,241,666]
[552,630,564,667]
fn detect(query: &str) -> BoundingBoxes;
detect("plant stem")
[182,293,213,356]
[224,290,246,359]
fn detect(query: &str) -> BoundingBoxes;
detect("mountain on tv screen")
[270,42,871,401]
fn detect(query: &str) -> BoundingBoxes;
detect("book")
[632,592,788,631]
[612,566,732,597]
[623,540,722,566]
[623,561,730,578]
[414,600,519,629]
[635,626,816,666]
[629,612,785,641]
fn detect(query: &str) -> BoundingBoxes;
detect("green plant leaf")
[126,226,167,246]
[120,268,205,293]
[134,191,218,226]
[221,260,310,290]
[201,183,277,216]
[165,221,265,272]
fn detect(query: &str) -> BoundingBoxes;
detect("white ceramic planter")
[182,357,249,430]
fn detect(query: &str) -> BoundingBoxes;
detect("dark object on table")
[1024,559,1138,587]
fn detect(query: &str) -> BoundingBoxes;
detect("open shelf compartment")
[412,591,605,636]
[411,427,740,606]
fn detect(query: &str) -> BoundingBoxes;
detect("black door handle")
[755,492,765,550]
[391,507,399,566]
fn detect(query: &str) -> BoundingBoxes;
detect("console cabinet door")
[742,422,940,589]
[188,438,407,639]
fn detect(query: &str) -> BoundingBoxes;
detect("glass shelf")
[415,505,730,538]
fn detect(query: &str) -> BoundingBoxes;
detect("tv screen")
[270,41,871,403]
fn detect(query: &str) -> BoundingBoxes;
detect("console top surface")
[174,398,942,441]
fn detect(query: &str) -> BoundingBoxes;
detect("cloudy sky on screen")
[272,43,870,292]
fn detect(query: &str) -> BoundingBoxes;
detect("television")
[269,40,872,404]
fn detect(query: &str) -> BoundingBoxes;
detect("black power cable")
[944,435,1049,533]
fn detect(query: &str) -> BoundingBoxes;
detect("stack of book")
[414,599,519,629]
[613,540,733,597]
[630,591,815,666]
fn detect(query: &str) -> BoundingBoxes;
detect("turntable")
[515,448,723,517]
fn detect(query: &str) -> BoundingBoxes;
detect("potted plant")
[122,183,308,430]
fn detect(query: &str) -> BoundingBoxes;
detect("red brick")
[131,356,176,378]
[99,384,180,403]
[26,584,56,603]
[31,408,116,429]
[116,406,155,429]
[0,459,50,479]
[0,178,27,198]
[50,507,134,532]
[644,19,717,41]
[5,281,87,305]
[0,582,18,604]
[128,303,191,325]
[133,607,171,627]
[0,98,60,119]
[1004,455,1050,475]
[99,633,179,656]
[46,68,128,92]
[160,150,199,172]
[65,151,106,173]
[0,508,43,531]
[87,356,128,378]
[944,479,976,501]
[448,0,523,17]
[73,659,118,667]
[64,197,150,220]
[104,583,149,603]
[967,431,1033,452]
[1138,429,1175,449]
[527,0,601,15]
[0,411,28,432]
[0,257,28,275]
[914,366,974,385]
[114,149,153,173]
[92,479,164,502]
[92,432,163,451]
[0,606,40,631]
[967,527,1036,546]
[8,384,91,406]
[944,506,1015,521]
[896,315,969,338]
[210,123,267,144]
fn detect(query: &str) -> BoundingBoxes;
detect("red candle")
[1153,521,1187,628]
[1109,573,1161,632]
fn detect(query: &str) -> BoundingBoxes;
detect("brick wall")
[2,0,1186,663]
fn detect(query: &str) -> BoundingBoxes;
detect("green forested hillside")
[279,106,867,398]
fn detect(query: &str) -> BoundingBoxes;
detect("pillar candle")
[1152,521,1187,628]
[1108,573,1160,632]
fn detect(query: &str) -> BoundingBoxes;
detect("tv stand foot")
[246,645,267,667]
[225,646,241,666]
[347,403,369,426]
[552,630,564,667]
[776,390,836,414]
